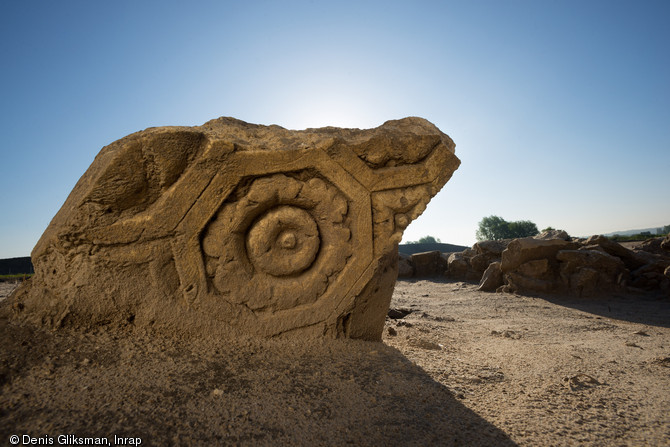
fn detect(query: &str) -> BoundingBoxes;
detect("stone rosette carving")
[201,174,352,313]
[9,117,460,340]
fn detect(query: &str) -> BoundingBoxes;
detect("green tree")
[507,220,539,238]
[476,215,509,241]
[407,235,441,244]
[476,215,539,241]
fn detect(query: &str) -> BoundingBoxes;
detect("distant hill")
[0,257,33,275]
[602,227,666,237]
[399,242,469,256]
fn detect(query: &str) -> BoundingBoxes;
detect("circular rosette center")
[201,173,354,312]
[246,206,320,277]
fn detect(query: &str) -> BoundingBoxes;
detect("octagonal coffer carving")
[200,173,353,312]
[18,117,459,341]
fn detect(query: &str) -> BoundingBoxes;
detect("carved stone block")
[12,117,459,340]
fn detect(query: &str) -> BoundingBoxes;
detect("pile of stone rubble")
[399,230,670,297]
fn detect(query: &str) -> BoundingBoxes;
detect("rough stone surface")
[450,234,669,297]
[504,258,556,294]
[397,253,414,278]
[534,229,570,241]
[469,253,491,275]
[10,117,460,340]
[478,261,503,292]
[410,251,446,277]
[446,250,480,281]
[630,259,670,291]
[504,271,555,294]
[632,237,668,256]
[662,235,670,251]
[473,240,511,256]
[444,240,511,282]
[516,258,553,278]
[556,250,628,297]
[501,238,578,273]
[584,235,647,270]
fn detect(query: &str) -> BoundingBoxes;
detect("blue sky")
[1,0,668,258]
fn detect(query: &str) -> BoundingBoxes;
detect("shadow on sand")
[0,309,517,446]
[538,292,670,329]
[401,276,670,329]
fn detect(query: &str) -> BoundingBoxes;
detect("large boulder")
[478,261,503,292]
[469,253,492,275]
[632,237,669,256]
[534,229,570,241]
[446,249,481,281]
[629,259,670,291]
[446,239,511,282]
[504,258,557,294]
[473,240,511,271]
[583,235,647,270]
[477,233,670,297]
[502,248,629,297]
[410,250,446,277]
[662,235,670,252]
[501,237,578,273]
[473,239,511,256]
[557,249,628,297]
[9,117,460,341]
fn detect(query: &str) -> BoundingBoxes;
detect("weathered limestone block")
[478,261,503,292]
[630,237,667,256]
[446,249,481,281]
[583,235,647,270]
[11,117,459,340]
[533,229,570,241]
[504,259,557,294]
[556,249,628,297]
[473,239,511,257]
[662,235,670,252]
[499,238,576,295]
[630,259,670,290]
[501,237,578,273]
[410,251,446,277]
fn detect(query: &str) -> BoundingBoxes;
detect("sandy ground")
[385,280,670,446]
[1,279,669,446]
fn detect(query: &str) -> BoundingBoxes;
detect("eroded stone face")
[12,117,460,340]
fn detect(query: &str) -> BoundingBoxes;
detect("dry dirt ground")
[1,279,669,446]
